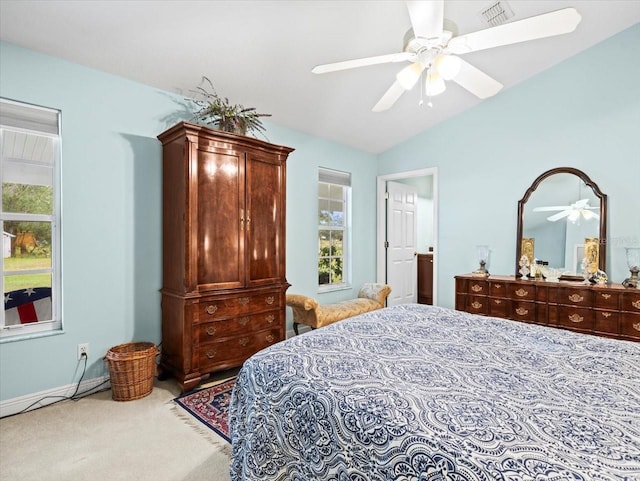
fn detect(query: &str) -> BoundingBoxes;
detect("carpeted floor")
[0,376,233,481]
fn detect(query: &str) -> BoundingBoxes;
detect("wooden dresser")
[417,253,433,305]
[158,122,294,391]
[455,274,640,342]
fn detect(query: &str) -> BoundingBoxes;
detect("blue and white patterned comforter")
[229,304,640,480]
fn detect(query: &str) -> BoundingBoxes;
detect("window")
[318,168,350,290]
[1,98,61,339]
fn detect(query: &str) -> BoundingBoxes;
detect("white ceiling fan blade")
[312,52,412,74]
[451,58,502,99]
[406,0,443,38]
[447,8,581,55]
[372,80,406,112]
[533,205,571,212]
[572,198,590,208]
[547,210,572,222]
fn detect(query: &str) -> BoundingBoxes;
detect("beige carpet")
[0,377,232,481]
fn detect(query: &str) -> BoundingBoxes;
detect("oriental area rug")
[174,377,235,443]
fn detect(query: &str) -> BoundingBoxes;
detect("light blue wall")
[378,24,640,308]
[0,42,376,401]
[1,24,638,403]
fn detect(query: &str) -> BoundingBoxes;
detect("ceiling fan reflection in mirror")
[533,198,599,223]
[312,1,581,111]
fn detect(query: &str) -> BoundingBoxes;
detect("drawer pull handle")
[206,326,216,336]
[633,300,640,310]
[634,323,640,332]
[601,294,612,299]
[515,307,528,316]
[494,300,502,305]
[237,317,250,326]
[471,301,482,309]
[265,296,275,305]
[266,334,275,343]
[238,297,250,305]
[601,312,612,318]
[569,313,584,323]
[238,338,249,347]
[494,284,502,289]
[515,289,528,297]
[471,284,482,292]
[568,294,584,303]
[206,350,217,359]
[205,305,218,315]
[265,314,275,323]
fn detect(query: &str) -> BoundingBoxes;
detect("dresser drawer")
[198,328,282,371]
[466,295,488,315]
[594,310,619,335]
[196,310,281,343]
[510,301,536,322]
[467,280,489,296]
[620,313,640,340]
[489,297,508,318]
[594,290,619,309]
[489,281,506,296]
[559,288,593,307]
[557,307,594,330]
[509,284,535,301]
[196,291,281,321]
[622,292,640,313]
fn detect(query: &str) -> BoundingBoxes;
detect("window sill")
[317,284,352,294]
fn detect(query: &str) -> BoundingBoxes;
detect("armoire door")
[195,145,245,291]
[245,151,285,287]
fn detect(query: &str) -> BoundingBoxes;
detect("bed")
[229,304,640,480]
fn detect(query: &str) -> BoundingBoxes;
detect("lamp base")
[622,267,639,288]
[472,260,489,277]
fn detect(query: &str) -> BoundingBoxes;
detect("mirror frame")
[515,167,607,278]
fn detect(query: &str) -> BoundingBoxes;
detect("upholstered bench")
[286,283,392,335]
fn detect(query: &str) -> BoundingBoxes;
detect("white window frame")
[318,168,351,292]
[0,98,62,340]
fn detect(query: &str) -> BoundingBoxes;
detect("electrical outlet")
[77,343,89,360]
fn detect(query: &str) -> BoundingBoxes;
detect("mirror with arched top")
[516,168,607,280]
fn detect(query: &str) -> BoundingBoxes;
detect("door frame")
[376,167,439,306]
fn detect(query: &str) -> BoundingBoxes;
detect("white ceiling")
[1,1,639,153]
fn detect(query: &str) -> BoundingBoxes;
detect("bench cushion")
[286,283,391,330]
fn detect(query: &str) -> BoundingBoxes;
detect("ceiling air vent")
[478,1,514,27]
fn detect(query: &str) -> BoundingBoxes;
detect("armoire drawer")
[196,310,280,342]
[489,297,507,318]
[196,292,281,321]
[198,328,282,370]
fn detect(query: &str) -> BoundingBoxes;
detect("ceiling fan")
[311,1,582,111]
[533,198,599,222]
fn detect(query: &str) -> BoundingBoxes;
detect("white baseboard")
[0,374,110,418]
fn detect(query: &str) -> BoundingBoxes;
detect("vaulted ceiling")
[1,1,639,153]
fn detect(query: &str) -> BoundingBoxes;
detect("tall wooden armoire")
[157,122,294,391]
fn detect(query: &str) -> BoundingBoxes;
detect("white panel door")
[386,181,418,306]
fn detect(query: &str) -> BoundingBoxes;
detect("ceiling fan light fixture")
[396,62,423,90]
[434,54,461,80]
[425,70,446,96]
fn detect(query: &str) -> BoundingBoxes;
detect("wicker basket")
[105,342,157,401]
